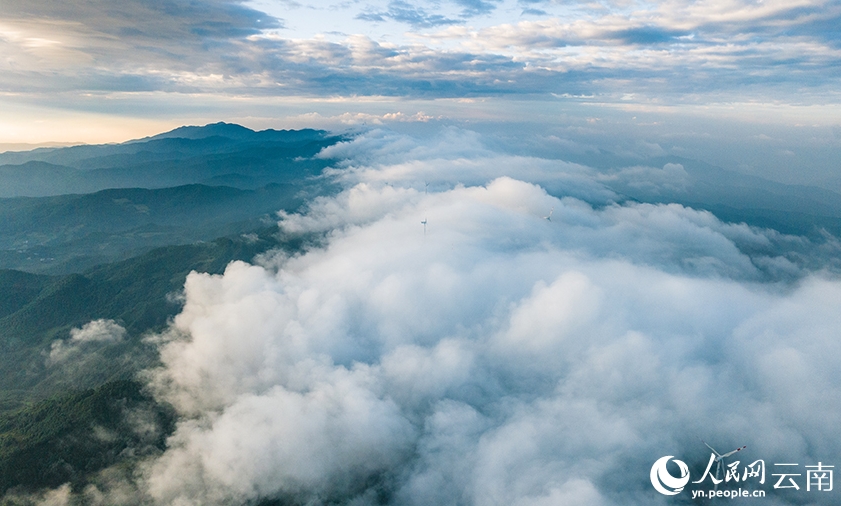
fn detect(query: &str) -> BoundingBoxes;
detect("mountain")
[551,151,841,238]
[0,161,84,197]
[0,123,346,273]
[141,122,327,143]
[606,156,841,237]
[0,227,304,496]
[143,122,259,141]
[0,123,344,197]
[0,123,340,496]
[0,183,318,274]
[0,226,305,407]
[0,379,174,495]
[0,270,57,320]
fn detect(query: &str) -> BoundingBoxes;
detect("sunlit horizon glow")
[4,92,841,143]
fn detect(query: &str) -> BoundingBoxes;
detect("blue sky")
[1,0,841,179]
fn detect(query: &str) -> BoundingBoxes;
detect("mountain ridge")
[0,124,344,198]
[0,183,311,274]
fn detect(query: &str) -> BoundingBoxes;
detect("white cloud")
[598,163,690,195]
[48,319,126,365]
[146,370,415,504]
[69,318,127,343]
[317,128,617,203]
[137,130,841,504]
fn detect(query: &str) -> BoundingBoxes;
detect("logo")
[651,456,690,495]
[649,447,831,499]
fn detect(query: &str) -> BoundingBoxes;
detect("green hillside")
[0,271,57,320]
[0,226,312,496]
[0,182,328,274]
[0,124,336,499]
[0,227,307,406]
[0,126,332,497]
[0,380,174,496]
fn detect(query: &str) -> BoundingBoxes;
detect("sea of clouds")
[66,128,841,505]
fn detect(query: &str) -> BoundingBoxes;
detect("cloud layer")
[133,129,841,505]
[2,0,840,103]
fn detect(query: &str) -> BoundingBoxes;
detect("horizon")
[2,0,840,189]
[5,113,841,191]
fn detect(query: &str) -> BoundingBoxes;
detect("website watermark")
[650,448,834,499]
[690,489,765,499]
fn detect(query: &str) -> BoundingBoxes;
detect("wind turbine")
[702,440,746,489]
[421,218,427,236]
[543,207,554,221]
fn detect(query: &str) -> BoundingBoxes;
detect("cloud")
[598,163,690,196]
[132,128,841,505]
[355,0,500,27]
[48,318,127,365]
[521,8,548,16]
[146,370,415,504]
[356,1,461,28]
[3,0,280,41]
[453,0,501,17]
[2,483,73,505]
[2,0,840,103]
[69,319,128,343]
[0,0,281,93]
[315,128,616,203]
[612,26,691,45]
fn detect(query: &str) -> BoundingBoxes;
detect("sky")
[1,0,841,150]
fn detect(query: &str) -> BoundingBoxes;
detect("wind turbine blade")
[703,441,722,458]
[720,446,746,459]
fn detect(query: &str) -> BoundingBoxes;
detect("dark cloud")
[356,0,501,26]
[452,0,500,17]
[612,26,691,45]
[356,1,461,28]
[521,8,548,16]
[5,0,281,41]
[240,37,550,98]
[0,0,283,94]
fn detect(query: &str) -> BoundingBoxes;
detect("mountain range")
[0,123,344,273]
[0,123,339,197]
